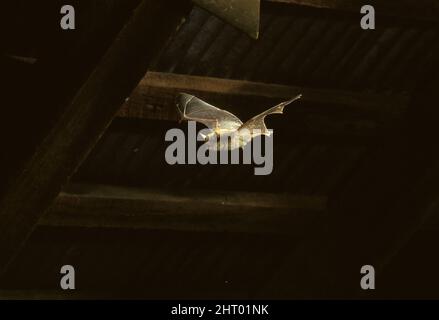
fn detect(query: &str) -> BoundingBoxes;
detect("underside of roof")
[1,0,439,299]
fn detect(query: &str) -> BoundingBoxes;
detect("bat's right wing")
[238,94,302,136]
[176,93,243,133]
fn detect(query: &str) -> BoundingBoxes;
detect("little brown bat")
[176,93,302,150]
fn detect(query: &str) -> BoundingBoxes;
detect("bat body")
[176,93,302,150]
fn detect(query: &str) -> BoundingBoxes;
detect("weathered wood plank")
[118,71,408,121]
[0,0,191,275]
[40,184,327,235]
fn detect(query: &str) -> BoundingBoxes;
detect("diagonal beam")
[0,0,191,275]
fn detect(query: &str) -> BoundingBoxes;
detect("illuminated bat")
[176,93,302,150]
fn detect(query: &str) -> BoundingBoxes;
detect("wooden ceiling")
[1,0,439,299]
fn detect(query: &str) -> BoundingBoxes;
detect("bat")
[176,93,302,150]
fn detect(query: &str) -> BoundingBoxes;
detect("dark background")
[1,0,439,299]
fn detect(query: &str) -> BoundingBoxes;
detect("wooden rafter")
[117,71,408,139]
[40,184,327,235]
[120,72,407,117]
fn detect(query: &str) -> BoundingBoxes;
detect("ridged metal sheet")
[153,6,438,94]
[72,119,367,196]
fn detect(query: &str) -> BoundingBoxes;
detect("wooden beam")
[266,0,439,22]
[0,0,191,275]
[40,184,327,235]
[118,71,408,120]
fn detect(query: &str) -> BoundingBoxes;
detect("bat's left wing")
[238,94,302,136]
[176,93,243,133]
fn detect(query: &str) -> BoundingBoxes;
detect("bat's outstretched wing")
[238,94,302,136]
[176,93,243,133]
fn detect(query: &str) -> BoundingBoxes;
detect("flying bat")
[176,93,302,150]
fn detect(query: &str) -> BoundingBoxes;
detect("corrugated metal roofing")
[153,6,438,94]
[72,119,368,196]
[4,0,439,300]
[70,5,437,195]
